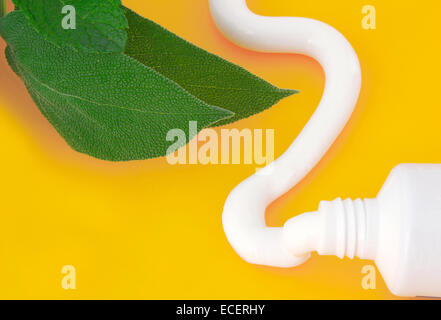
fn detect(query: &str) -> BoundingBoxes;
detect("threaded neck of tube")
[317,197,379,260]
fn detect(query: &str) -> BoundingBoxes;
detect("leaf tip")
[280,88,300,97]
[208,106,236,127]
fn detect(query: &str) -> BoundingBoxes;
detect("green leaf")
[0,0,6,18]
[123,7,298,127]
[12,0,128,52]
[1,11,233,161]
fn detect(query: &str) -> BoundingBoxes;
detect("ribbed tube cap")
[283,198,379,260]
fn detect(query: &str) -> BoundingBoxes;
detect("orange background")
[0,0,440,299]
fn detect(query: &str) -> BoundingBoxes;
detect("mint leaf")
[1,5,298,162]
[12,0,128,52]
[0,0,6,18]
[1,11,233,161]
[123,7,298,126]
